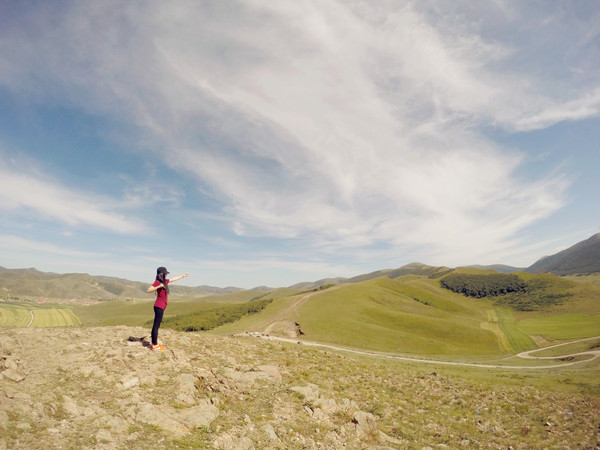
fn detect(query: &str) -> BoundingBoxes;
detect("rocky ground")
[1,326,599,449]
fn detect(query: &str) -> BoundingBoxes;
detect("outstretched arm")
[169,273,190,283]
[147,273,189,293]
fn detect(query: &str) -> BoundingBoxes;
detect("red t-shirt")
[152,279,170,310]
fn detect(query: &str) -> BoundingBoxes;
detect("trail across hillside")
[516,336,600,363]
[259,291,321,336]
[240,334,600,370]
[254,335,600,369]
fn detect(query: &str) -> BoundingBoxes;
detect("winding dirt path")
[260,291,321,336]
[516,336,600,362]
[245,334,600,370]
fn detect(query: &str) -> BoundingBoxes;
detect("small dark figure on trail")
[147,267,189,350]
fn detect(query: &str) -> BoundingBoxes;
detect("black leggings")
[151,306,165,345]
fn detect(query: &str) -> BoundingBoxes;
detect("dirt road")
[259,291,321,336]
[243,334,600,370]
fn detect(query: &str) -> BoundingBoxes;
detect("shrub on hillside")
[440,273,526,298]
[495,278,571,311]
[440,273,572,311]
[313,284,335,291]
[157,299,273,332]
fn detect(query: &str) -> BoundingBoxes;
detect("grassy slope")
[210,272,600,359]
[565,273,600,287]
[71,299,227,327]
[70,290,297,327]
[210,293,301,336]
[294,277,503,356]
[512,274,600,339]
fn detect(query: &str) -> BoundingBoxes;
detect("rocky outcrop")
[0,326,395,449]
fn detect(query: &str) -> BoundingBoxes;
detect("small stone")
[62,395,79,416]
[4,357,19,371]
[263,423,280,442]
[2,368,26,382]
[121,376,139,389]
[353,411,377,435]
[172,401,219,429]
[96,428,113,443]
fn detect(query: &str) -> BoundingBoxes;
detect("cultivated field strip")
[0,304,31,327]
[0,304,81,327]
[30,308,82,327]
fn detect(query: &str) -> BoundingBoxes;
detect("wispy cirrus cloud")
[511,88,600,132]
[0,234,107,258]
[0,158,148,235]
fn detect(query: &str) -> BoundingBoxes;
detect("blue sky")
[1,1,599,288]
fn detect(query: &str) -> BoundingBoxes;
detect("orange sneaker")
[151,344,165,351]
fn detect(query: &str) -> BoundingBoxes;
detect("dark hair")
[155,271,169,294]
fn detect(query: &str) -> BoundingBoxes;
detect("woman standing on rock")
[147,267,189,350]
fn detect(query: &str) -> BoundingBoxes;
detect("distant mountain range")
[290,262,452,290]
[1,232,598,300]
[293,232,600,289]
[0,267,243,301]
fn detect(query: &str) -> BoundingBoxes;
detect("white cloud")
[511,87,600,131]
[0,162,148,235]
[0,234,107,258]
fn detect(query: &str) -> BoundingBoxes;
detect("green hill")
[210,271,600,358]
[293,277,502,356]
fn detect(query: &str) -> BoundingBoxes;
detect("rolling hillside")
[290,263,450,290]
[212,271,600,358]
[293,277,503,356]
[3,265,599,359]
